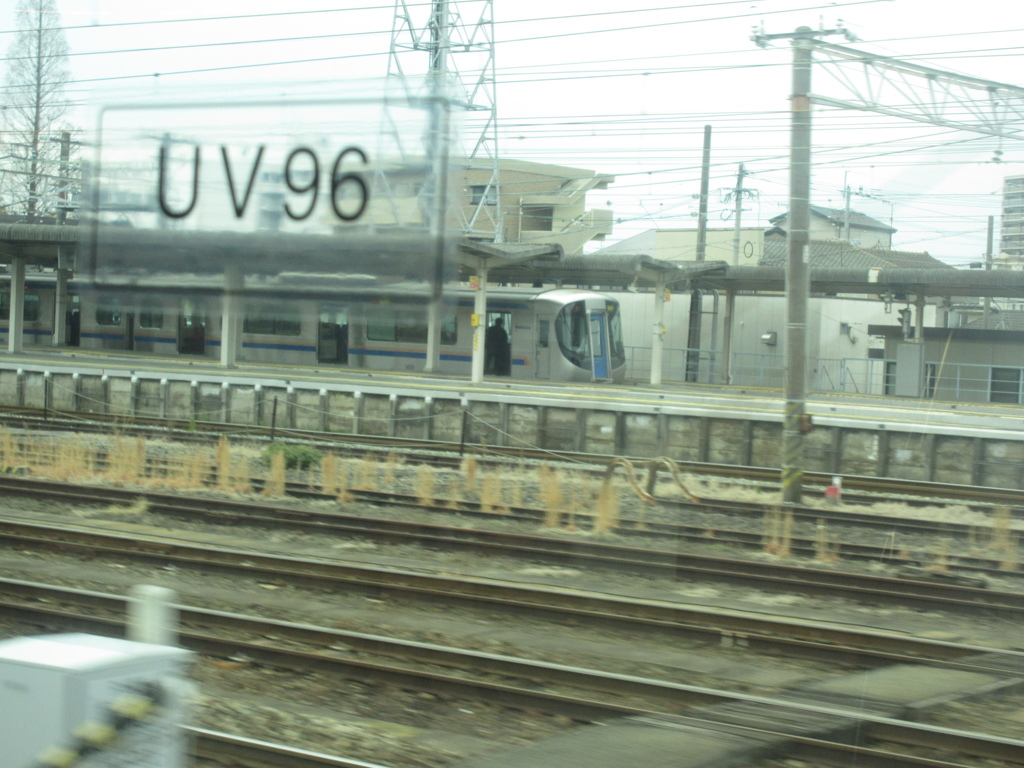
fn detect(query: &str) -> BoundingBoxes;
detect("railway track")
[3,409,1023,511]
[0,467,1018,588]
[3,579,1023,768]
[0,510,1022,667]
[0,473,1019,603]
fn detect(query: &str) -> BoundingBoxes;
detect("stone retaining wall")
[4,368,1022,490]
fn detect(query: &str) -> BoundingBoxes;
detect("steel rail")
[2,580,1023,766]
[2,521,1024,679]
[190,728,389,768]
[0,475,1016,587]
[3,509,1024,618]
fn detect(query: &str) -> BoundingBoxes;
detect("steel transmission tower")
[388,0,503,242]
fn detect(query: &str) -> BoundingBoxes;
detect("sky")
[3,0,1024,265]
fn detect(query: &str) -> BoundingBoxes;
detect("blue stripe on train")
[353,347,524,365]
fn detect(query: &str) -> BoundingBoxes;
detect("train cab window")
[554,301,589,369]
[607,302,625,367]
[138,310,163,329]
[0,293,41,322]
[95,298,123,326]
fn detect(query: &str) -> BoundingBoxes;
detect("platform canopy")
[0,223,77,270]
[479,251,729,289]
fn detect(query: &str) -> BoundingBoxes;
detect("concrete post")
[52,268,69,346]
[220,266,242,367]
[8,257,25,354]
[650,277,667,386]
[424,297,441,373]
[471,265,488,384]
[782,28,815,504]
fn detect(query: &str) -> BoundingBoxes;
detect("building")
[768,205,895,249]
[1000,174,1024,259]
[595,227,764,265]
[462,159,614,254]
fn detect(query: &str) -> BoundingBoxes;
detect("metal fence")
[624,347,1024,403]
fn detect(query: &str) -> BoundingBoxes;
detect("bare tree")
[3,0,71,221]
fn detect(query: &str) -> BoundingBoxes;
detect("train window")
[441,312,457,345]
[0,293,40,322]
[396,315,428,344]
[366,309,457,345]
[139,310,163,329]
[366,311,396,342]
[243,311,301,336]
[538,319,549,348]
[23,295,39,322]
[96,298,123,326]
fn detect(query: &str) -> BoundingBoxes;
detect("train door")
[317,305,349,364]
[66,294,80,347]
[534,313,552,379]
[124,312,136,351]
[485,310,512,375]
[589,311,610,380]
[178,299,206,355]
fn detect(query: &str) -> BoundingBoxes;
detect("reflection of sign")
[469,275,480,290]
[158,145,368,222]
[82,85,457,296]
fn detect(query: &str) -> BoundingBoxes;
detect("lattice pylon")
[387,0,502,242]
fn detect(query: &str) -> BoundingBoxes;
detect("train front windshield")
[555,300,625,378]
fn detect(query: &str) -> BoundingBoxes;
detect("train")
[0,274,627,383]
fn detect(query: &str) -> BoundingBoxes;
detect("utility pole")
[731,163,748,265]
[685,125,712,383]
[753,24,855,504]
[983,215,994,329]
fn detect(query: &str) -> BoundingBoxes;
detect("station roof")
[693,266,1024,299]
[4,224,1024,300]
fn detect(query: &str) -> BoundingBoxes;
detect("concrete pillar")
[914,294,925,343]
[650,278,667,386]
[471,265,488,384]
[721,289,736,384]
[52,268,69,346]
[8,257,25,353]
[220,266,243,367]
[424,297,441,373]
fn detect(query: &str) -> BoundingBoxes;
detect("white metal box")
[0,633,192,768]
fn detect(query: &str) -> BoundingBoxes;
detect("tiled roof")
[769,205,896,233]
[761,238,954,270]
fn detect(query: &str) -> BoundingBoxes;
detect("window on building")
[521,204,554,231]
[990,367,1022,404]
[470,185,498,206]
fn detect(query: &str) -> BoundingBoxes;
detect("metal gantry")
[753,24,1024,502]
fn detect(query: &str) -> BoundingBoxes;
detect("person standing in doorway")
[485,317,509,375]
